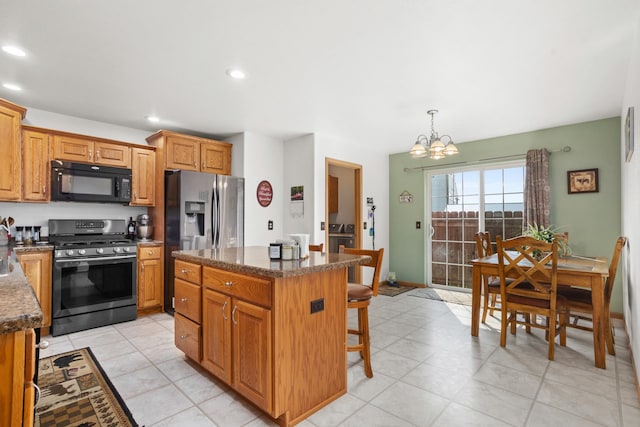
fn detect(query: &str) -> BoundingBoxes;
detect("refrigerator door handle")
[211,176,220,248]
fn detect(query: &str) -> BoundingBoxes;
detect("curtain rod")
[403,145,572,172]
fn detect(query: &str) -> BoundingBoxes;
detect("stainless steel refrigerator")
[164,170,244,312]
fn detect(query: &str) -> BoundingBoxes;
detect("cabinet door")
[52,135,93,163]
[233,299,272,411]
[138,258,163,309]
[94,141,131,167]
[0,102,23,201]
[165,135,199,171]
[202,289,232,384]
[17,252,52,330]
[201,140,231,175]
[131,147,156,206]
[328,175,338,213]
[22,130,50,202]
[175,313,201,362]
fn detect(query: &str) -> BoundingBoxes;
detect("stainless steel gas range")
[49,219,137,336]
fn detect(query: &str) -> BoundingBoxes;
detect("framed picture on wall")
[567,168,599,194]
[625,106,634,162]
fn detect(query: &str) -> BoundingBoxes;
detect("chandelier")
[409,109,458,159]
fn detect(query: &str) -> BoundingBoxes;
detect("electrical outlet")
[320,221,325,231]
[363,222,367,229]
[416,221,421,229]
[310,298,324,314]
[268,220,273,230]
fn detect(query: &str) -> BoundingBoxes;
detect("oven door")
[52,254,137,319]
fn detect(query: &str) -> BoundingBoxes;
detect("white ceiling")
[1,0,639,154]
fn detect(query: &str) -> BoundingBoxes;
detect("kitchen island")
[172,246,371,427]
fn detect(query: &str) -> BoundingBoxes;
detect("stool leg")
[359,306,373,378]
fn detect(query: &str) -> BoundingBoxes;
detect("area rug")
[377,283,415,297]
[35,347,138,427]
[408,287,473,306]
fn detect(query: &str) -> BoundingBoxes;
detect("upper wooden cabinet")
[0,98,26,201]
[22,128,50,202]
[328,175,339,213]
[148,130,232,175]
[52,133,132,168]
[131,147,156,206]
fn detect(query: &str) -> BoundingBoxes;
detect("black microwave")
[51,161,131,203]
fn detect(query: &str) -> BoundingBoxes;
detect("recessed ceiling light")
[2,83,22,91]
[146,115,160,123]
[226,68,246,79]
[2,45,26,57]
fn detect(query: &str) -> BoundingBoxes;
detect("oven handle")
[55,255,137,263]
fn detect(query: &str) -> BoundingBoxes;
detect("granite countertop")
[0,246,43,335]
[137,240,163,247]
[173,246,371,279]
[13,243,54,253]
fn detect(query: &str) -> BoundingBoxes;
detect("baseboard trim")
[395,280,426,289]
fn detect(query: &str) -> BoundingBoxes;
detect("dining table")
[470,253,610,368]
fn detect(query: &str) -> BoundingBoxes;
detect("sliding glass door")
[427,163,525,290]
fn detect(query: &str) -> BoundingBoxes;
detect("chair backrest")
[340,246,384,296]
[496,235,558,305]
[605,236,627,302]
[475,231,493,257]
[309,243,323,252]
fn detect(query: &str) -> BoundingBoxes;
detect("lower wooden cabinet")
[16,251,52,335]
[137,244,163,314]
[175,314,201,362]
[0,329,36,427]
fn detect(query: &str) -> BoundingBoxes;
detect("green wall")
[389,117,624,312]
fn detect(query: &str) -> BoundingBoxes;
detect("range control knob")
[123,247,130,253]
[78,249,86,255]
[66,250,74,256]
[113,247,122,253]
[96,248,104,254]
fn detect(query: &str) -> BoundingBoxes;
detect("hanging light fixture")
[409,109,458,159]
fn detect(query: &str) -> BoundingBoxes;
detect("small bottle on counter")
[24,226,33,245]
[127,217,136,240]
[14,226,24,245]
[33,226,41,243]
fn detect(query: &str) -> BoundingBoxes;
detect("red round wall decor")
[256,180,273,207]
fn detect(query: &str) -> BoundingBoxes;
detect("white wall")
[621,13,640,381]
[240,132,284,246]
[314,133,390,279]
[283,135,315,239]
[0,106,151,234]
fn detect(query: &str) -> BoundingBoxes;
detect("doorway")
[325,158,362,251]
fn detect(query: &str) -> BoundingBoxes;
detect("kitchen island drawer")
[175,313,201,362]
[203,267,271,308]
[175,278,201,322]
[138,245,161,260]
[175,260,202,284]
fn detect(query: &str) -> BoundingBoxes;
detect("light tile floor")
[40,293,640,426]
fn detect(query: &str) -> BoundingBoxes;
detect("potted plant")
[524,223,570,257]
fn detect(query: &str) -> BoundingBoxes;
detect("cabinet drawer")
[175,260,202,284]
[175,314,201,362]
[175,278,201,322]
[203,267,271,308]
[138,245,161,260]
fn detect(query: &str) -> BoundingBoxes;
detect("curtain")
[523,148,550,227]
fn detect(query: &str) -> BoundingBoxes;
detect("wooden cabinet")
[328,175,338,213]
[16,251,53,335]
[137,244,163,314]
[0,99,26,201]
[201,267,272,411]
[131,147,156,206]
[52,133,131,167]
[22,129,50,202]
[152,130,232,175]
[174,260,202,362]
[0,329,36,427]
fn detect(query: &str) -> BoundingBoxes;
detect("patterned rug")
[408,287,473,306]
[377,283,416,297]
[35,347,138,427]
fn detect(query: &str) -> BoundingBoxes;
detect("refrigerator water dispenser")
[184,201,205,236]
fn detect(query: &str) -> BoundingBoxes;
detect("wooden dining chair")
[309,243,323,252]
[558,236,627,355]
[340,245,384,378]
[475,231,501,323]
[496,235,567,360]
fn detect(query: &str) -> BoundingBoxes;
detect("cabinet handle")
[181,269,189,274]
[180,334,187,340]
[148,250,153,255]
[222,300,228,320]
[232,305,238,325]
[37,340,49,350]
[180,297,188,303]
[34,383,41,405]
[89,150,93,160]
[224,281,233,287]
[134,191,138,200]
[96,150,100,160]
[141,264,145,272]
[42,185,46,194]
[194,161,197,167]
